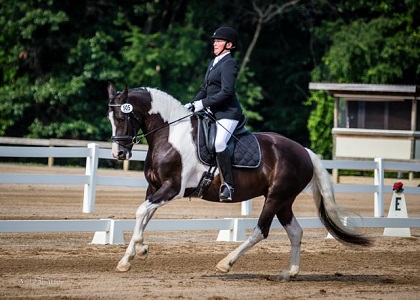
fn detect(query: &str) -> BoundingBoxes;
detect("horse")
[107,83,370,281]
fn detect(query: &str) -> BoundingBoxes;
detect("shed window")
[344,100,411,130]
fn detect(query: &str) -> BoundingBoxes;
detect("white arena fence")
[0,143,419,243]
[1,217,420,244]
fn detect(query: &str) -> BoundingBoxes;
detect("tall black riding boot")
[216,148,234,202]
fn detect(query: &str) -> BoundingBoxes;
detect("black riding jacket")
[192,53,243,121]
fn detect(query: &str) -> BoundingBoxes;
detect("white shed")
[308,83,420,162]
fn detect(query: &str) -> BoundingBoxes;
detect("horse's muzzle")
[117,150,132,160]
[111,135,134,160]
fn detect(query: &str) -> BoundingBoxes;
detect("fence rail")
[1,143,419,243]
[0,136,147,169]
[1,217,419,244]
[1,143,419,215]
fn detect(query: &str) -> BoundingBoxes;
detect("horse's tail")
[306,149,371,246]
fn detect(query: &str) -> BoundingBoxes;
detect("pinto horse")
[107,83,370,280]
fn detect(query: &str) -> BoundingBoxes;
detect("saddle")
[196,111,261,168]
[189,111,261,198]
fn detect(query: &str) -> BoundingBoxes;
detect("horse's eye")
[117,118,125,123]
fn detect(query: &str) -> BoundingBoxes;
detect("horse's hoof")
[116,262,131,272]
[136,245,149,259]
[277,275,291,282]
[215,261,231,273]
[276,271,292,282]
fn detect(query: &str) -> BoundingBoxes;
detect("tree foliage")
[0,0,418,153]
[306,0,419,157]
[305,90,334,158]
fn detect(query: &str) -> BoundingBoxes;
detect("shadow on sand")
[205,273,397,283]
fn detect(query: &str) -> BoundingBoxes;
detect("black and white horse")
[107,83,370,280]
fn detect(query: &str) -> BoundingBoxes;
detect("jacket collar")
[209,53,231,72]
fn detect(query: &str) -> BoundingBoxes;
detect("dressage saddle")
[191,111,261,198]
[196,111,261,168]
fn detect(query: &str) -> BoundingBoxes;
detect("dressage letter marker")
[383,191,411,237]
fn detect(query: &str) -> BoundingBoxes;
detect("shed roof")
[309,83,419,101]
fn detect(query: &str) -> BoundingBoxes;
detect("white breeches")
[215,119,239,152]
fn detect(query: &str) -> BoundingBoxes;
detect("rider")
[185,26,244,202]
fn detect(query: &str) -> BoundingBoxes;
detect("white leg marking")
[279,216,302,281]
[116,200,161,272]
[216,227,264,273]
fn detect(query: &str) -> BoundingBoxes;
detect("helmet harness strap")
[216,40,235,56]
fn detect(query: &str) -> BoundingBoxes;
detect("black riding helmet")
[210,27,238,55]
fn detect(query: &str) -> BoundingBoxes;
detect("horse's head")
[107,83,141,160]
[108,82,193,160]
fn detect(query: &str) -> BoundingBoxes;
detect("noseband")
[109,100,143,147]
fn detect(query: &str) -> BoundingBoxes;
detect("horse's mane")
[145,88,188,123]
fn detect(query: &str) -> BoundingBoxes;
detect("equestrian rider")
[185,26,244,202]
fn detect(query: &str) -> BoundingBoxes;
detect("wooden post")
[123,160,129,171]
[48,146,54,167]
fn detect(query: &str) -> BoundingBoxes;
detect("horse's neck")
[142,115,166,142]
[148,88,185,123]
[143,88,195,148]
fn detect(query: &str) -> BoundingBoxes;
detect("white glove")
[193,100,204,112]
[184,102,193,110]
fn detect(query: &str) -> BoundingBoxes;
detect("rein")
[134,113,194,142]
[109,102,193,146]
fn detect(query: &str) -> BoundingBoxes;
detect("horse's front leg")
[116,200,160,272]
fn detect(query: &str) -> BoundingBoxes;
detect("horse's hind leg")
[216,226,265,273]
[216,200,277,273]
[277,213,303,281]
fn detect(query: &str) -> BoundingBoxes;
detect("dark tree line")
[1,0,418,154]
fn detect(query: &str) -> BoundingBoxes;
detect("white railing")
[0,143,419,215]
[0,143,148,213]
[321,158,420,217]
[1,217,419,244]
[0,143,419,243]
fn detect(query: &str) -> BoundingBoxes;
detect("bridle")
[108,103,143,147]
[108,93,193,148]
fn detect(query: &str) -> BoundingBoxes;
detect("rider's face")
[213,39,232,56]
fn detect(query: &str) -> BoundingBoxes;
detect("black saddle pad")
[196,115,261,168]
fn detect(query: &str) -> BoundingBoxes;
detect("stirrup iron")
[219,182,234,202]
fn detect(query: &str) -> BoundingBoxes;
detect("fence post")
[91,219,125,244]
[216,218,246,242]
[123,160,130,171]
[374,157,384,217]
[83,143,99,213]
[241,200,252,216]
[48,146,54,167]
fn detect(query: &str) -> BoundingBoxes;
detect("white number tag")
[121,103,133,114]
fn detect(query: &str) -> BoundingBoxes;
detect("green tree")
[0,0,264,140]
[307,0,419,157]
[0,0,69,136]
[3,0,417,154]
[319,17,419,84]
[305,90,334,158]
[121,23,207,101]
[0,0,128,139]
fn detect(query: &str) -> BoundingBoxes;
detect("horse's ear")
[107,82,116,99]
[122,85,128,99]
